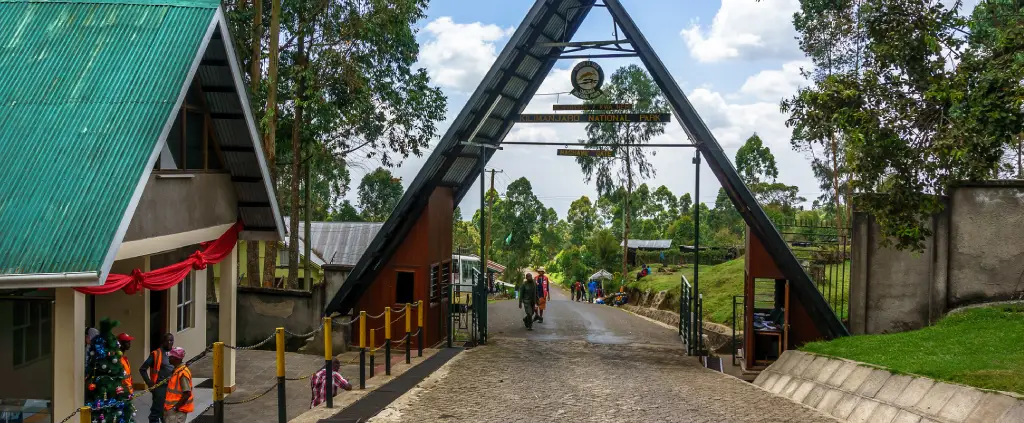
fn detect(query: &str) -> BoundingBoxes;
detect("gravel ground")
[368,288,839,423]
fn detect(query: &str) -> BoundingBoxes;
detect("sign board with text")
[556,149,615,158]
[553,103,633,111]
[515,113,671,123]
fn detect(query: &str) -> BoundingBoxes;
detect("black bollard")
[359,348,366,389]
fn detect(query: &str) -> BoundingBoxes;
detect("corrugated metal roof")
[284,219,382,267]
[621,240,672,249]
[0,0,218,6]
[0,0,218,278]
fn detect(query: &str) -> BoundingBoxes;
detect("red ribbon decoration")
[76,222,243,295]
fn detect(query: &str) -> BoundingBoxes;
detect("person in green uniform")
[518,273,538,330]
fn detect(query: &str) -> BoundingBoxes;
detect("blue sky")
[342,0,828,218]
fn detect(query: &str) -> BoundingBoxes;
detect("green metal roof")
[0,0,217,278]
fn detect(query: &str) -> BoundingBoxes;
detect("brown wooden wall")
[352,187,454,348]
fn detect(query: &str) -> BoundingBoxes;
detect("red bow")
[190,251,209,270]
[123,269,146,295]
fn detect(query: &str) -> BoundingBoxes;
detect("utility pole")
[486,169,503,264]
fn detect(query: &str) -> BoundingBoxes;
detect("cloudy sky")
[340,0,973,219]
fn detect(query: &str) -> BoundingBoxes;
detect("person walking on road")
[163,347,192,423]
[588,280,597,303]
[518,274,538,330]
[534,267,551,323]
[140,333,175,423]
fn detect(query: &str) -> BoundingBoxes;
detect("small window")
[429,264,439,301]
[279,249,290,267]
[396,271,415,305]
[176,273,194,331]
[13,301,51,366]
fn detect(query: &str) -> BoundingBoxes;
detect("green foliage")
[357,167,404,221]
[223,0,446,221]
[784,0,1024,251]
[85,318,135,423]
[329,200,363,222]
[735,133,778,185]
[803,305,1024,395]
[567,196,599,245]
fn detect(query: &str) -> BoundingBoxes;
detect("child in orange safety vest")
[163,347,193,423]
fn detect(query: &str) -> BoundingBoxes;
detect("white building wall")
[168,268,208,361]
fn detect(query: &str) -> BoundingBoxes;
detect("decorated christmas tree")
[85,318,136,423]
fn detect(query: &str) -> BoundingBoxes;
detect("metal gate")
[776,219,852,324]
[679,275,704,356]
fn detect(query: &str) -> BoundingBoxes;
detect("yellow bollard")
[323,317,334,408]
[418,300,424,328]
[323,317,333,360]
[275,327,286,423]
[79,406,90,423]
[405,303,412,334]
[213,342,224,422]
[405,303,412,364]
[359,311,366,348]
[385,307,392,375]
[417,300,424,357]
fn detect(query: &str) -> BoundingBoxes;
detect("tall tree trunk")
[250,0,262,91]
[246,0,264,287]
[288,28,306,289]
[261,0,282,288]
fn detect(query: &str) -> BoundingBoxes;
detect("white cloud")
[418,17,514,93]
[739,60,812,102]
[680,0,803,63]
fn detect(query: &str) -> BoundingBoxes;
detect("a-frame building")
[324,0,849,342]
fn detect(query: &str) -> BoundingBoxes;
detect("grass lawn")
[626,259,746,327]
[625,258,851,329]
[802,304,1024,395]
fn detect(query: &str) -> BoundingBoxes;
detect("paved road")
[369,288,838,422]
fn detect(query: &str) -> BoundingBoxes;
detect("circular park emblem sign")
[570,61,605,100]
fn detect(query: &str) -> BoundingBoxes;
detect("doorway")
[149,290,167,352]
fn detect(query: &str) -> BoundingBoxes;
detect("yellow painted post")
[405,303,412,364]
[276,328,286,423]
[213,342,224,423]
[359,311,366,389]
[385,307,392,375]
[417,300,424,357]
[323,317,334,408]
[359,311,366,348]
[79,407,90,423]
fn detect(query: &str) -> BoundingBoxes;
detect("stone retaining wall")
[754,350,1024,423]
[620,304,738,353]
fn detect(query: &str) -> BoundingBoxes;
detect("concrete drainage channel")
[754,350,1024,423]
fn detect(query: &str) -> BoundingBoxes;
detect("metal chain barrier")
[225,332,277,350]
[57,408,80,423]
[283,321,325,338]
[223,381,279,405]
